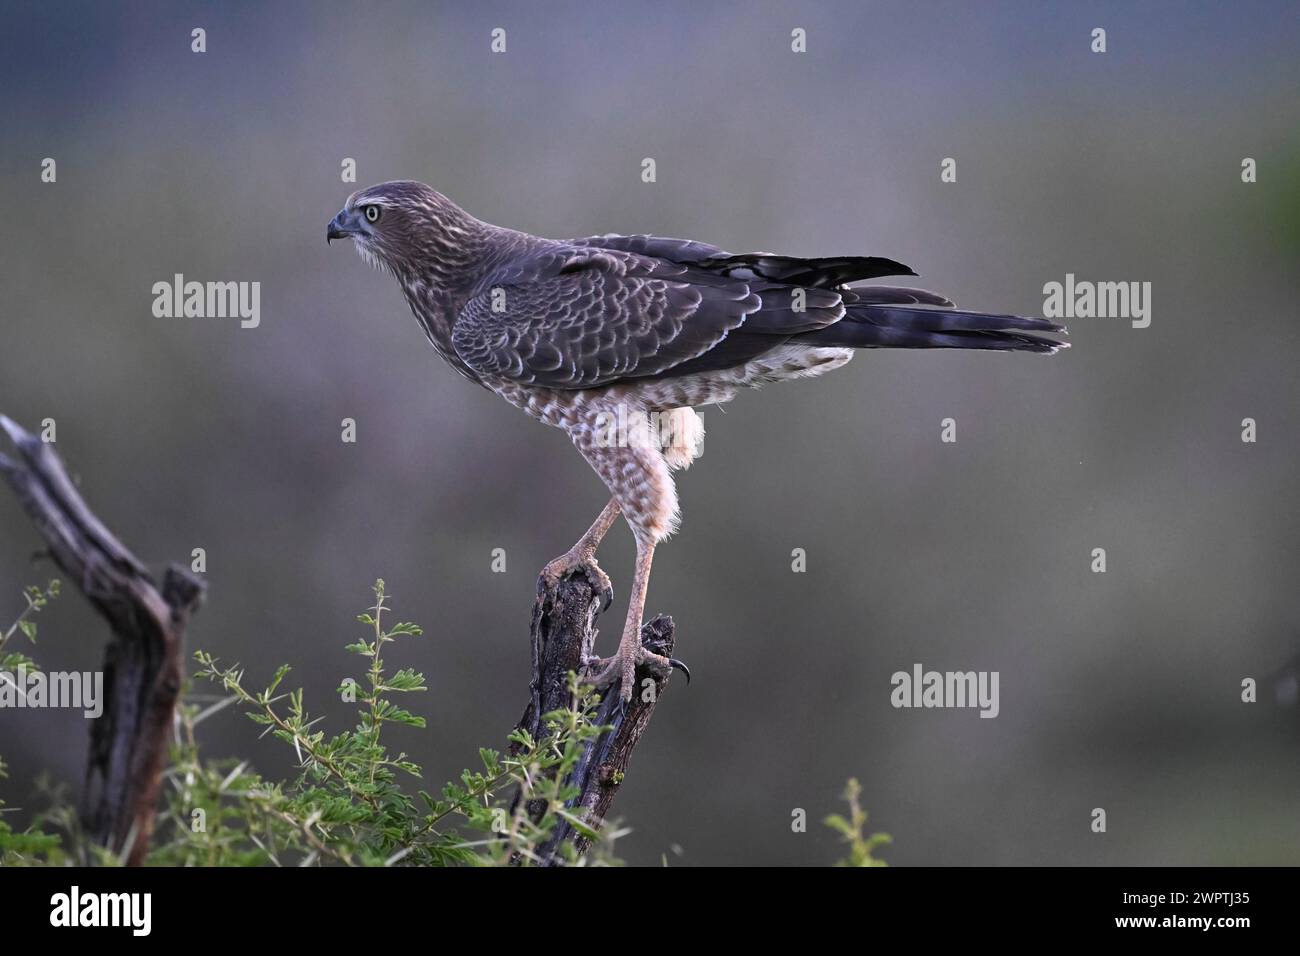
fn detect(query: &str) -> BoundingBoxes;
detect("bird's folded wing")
[452,249,768,389]
[569,234,917,290]
[568,233,730,263]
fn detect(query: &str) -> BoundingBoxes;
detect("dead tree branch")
[512,568,678,865]
[0,417,204,865]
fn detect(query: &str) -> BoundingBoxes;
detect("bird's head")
[327,180,479,279]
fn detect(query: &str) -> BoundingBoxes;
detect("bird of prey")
[327,181,1066,701]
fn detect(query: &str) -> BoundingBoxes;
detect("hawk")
[328,181,1066,701]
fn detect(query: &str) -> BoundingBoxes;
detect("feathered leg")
[572,403,686,702]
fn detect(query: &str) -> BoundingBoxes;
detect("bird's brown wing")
[452,247,842,389]
[453,236,934,388]
[569,234,918,289]
[568,233,729,263]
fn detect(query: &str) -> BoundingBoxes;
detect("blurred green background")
[2,0,1298,865]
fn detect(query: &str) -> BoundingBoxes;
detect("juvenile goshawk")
[327,181,1066,701]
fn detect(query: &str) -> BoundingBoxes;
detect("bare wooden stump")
[0,417,204,865]
[512,567,678,865]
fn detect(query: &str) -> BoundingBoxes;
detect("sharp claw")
[668,657,691,684]
[576,560,612,612]
[537,567,561,597]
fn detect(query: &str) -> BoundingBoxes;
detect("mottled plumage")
[328,180,1066,700]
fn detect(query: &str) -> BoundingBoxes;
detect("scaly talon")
[538,549,613,611]
[584,644,684,702]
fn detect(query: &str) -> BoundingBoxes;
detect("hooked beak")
[326,208,360,244]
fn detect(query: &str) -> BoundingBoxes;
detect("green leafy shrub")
[825,777,891,866]
[147,579,619,866]
[0,580,58,678]
[2,577,894,867]
[0,580,63,865]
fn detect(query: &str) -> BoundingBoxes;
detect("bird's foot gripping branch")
[515,564,681,864]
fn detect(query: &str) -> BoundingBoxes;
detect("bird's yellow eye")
[364,205,381,223]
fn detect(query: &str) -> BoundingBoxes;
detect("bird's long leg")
[588,534,676,703]
[538,497,620,609]
[569,404,688,702]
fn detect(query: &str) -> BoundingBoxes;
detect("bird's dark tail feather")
[798,303,1068,354]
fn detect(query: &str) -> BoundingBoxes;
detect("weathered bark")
[0,417,204,865]
[512,568,678,865]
